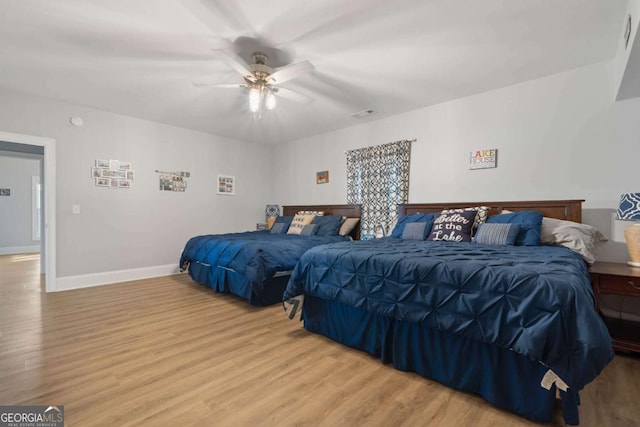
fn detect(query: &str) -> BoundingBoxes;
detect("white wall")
[0,154,40,253]
[272,60,640,263]
[0,87,272,284]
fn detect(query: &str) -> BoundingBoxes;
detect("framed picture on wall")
[95,178,109,187]
[316,170,329,184]
[217,174,235,195]
[96,159,109,168]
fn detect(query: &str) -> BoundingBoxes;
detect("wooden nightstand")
[589,262,640,353]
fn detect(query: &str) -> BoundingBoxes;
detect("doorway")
[0,131,56,292]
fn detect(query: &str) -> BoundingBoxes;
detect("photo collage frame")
[92,159,135,189]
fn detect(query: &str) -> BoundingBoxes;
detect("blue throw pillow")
[473,223,520,245]
[390,213,435,238]
[272,216,293,233]
[270,223,286,234]
[311,215,342,236]
[401,222,431,240]
[300,224,318,236]
[486,211,543,245]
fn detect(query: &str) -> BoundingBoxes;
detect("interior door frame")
[0,131,56,292]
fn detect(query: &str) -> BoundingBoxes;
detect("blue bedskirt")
[188,260,290,306]
[303,295,581,424]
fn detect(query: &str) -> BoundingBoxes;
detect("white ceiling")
[0,0,629,144]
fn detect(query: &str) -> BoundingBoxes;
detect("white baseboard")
[0,245,40,255]
[55,264,181,292]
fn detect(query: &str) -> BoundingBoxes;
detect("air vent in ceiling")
[351,109,377,118]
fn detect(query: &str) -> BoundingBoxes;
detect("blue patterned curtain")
[346,140,412,238]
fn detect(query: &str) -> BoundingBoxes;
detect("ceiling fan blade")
[193,82,247,88]
[273,87,313,105]
[180,0,254,35]
[269,61,314,84]
[262,0,387,48]
[211,49,256,82]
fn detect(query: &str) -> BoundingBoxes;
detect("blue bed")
[179,204,361,306]
[283,200,613,424]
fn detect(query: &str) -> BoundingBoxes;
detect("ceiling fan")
[195,50,315,116]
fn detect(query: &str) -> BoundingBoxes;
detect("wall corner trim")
[55,264,181,292]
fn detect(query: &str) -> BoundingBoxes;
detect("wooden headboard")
[398,199,584,222]
[283,204,362,240]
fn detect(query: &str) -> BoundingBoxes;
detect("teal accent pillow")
[473,223,520,245]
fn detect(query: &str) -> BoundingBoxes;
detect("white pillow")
[540,217,608,264]
[339,217,360,237]
[287,213,316,235]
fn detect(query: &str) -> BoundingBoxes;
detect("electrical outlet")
[72,205,80,214]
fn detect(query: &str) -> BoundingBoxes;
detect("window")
[346,140,412,238]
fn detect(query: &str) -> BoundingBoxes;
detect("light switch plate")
[72,205,80,214]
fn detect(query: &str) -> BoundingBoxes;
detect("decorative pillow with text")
[427,210,477,242]
[287,213,316,235]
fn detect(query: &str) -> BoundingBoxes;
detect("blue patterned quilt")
[180,231,349,304]
[284,239,613,390]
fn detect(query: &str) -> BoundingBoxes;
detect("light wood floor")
[1,254,638,427]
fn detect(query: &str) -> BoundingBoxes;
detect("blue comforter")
[180,231,349,304]
[284,239,613,390]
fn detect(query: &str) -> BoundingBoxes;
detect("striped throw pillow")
[473,223,520,245]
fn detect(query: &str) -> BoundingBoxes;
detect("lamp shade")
[617,193,640,220]
[265,204,280,217]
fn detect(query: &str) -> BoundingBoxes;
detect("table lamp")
[265,204,280,230]
[617,192,640,267]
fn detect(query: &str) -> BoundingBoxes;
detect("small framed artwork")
[126,171,135,181]
[217,174,235,195]
[0,188,10,196]
[94,159,134,189]
[95,178,110,187]
[469,149,498,170]
[316,170,329,184]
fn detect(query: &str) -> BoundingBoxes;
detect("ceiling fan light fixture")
[265,91,276,110]
[205,49,314,117]
[249,86,261,113]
